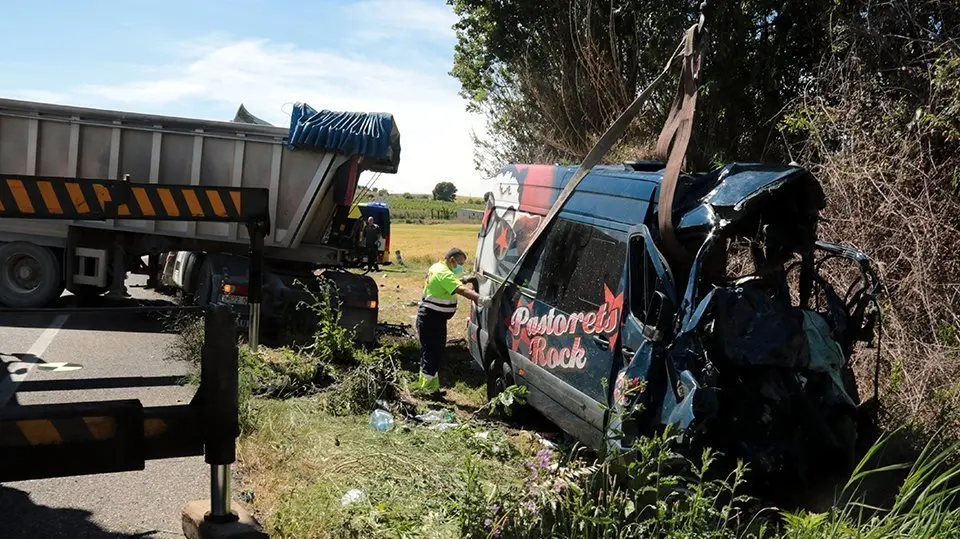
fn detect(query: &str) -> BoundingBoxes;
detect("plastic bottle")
[369,409,394,432]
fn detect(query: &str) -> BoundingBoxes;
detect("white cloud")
[15,36,490,196]
[346,0,458,41]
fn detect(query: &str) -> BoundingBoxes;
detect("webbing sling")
[655,22,707,267]
[484,14,709,346]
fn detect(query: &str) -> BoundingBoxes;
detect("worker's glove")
[477,295,492,308]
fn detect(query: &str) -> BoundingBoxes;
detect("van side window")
[515,234,546,291]
[629,235,658,321]
[536,219,625,314]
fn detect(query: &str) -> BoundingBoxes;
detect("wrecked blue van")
[466,162,881,485]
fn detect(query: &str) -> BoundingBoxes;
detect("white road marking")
[0,314,69,405]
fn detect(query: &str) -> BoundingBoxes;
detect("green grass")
[217,328,960,539]
[359,194,485,223]
[238,399,528,539]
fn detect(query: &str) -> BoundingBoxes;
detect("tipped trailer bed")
[0,99,401,342]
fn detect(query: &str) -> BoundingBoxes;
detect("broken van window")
[629,234,659,322]
[537,220,624,313]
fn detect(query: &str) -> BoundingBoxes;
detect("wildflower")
[491,503,500,515]
[524,500,536,512]
[484,518,492,528]
[537,449,552,468]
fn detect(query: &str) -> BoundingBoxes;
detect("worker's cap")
[445,247,467,260]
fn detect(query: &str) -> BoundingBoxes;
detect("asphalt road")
[0,275,207,538]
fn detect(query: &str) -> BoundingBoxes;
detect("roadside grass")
[167,221,960,538]
[384,334,488,412]
[173,295,960,538]
[237,399,529,538]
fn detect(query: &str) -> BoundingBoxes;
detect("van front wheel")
[485,357,531,420]
[485,357,513,402]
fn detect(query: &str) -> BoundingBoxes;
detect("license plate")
[223,295,248,305]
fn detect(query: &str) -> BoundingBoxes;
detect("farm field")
[360,193,486,222]
[389,222,482,267]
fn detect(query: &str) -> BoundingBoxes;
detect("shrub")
[457,427,759,539]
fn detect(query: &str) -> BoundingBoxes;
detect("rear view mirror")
[642,290,674,342]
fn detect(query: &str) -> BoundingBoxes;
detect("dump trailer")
[0,98,400,342]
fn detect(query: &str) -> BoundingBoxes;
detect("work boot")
[416,372,441,395]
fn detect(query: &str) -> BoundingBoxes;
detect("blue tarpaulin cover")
[287,103,399,172]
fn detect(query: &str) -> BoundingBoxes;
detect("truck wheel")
[0,242,64,308]
[192,259,213,306]
[182,253,200,294]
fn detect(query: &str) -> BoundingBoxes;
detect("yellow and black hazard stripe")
[0,414,117,446]
[0,174,269,223]
[0,400,152,481]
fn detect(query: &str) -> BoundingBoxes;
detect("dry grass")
[784,15,960,445]
[390,222,480,267]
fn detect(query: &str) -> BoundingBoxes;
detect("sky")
[0,0,490,196]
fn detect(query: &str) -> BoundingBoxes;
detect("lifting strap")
[655,22,707,267]
[484,13,709,349]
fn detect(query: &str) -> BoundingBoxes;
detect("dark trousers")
[417,307,452,376]
[366,245,379,271]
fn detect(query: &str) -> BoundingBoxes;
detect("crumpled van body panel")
[468,162,881,488]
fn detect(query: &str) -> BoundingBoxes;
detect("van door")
[506,217,627,448]
[467,203,498,367]
[608,224,687,451]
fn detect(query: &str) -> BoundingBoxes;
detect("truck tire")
[0,242,64,308]
[192,259,213,306]
[182,253,201,294]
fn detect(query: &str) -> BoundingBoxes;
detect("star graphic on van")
[509,298,535,353]
[495,225,509,257]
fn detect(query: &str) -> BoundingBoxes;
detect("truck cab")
[467,162,881,488]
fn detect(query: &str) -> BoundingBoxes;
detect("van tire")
[0,242,64,308]
[486,356,531,421]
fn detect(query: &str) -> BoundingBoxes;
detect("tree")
[448,0,837,173]
[432,182,458,201]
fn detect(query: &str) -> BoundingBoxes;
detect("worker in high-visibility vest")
[417,247,490,395]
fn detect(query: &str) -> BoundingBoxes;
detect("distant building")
[457,208,484,222]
